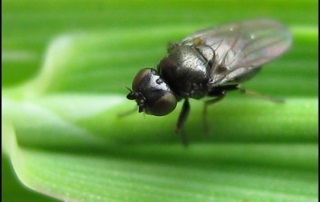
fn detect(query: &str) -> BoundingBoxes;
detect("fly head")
[127,68,177,116]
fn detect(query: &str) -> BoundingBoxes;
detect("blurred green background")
[3,0,317,88]
[2,0,317,202]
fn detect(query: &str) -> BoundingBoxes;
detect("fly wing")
[180,19,292,85]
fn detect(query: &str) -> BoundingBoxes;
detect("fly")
[126,19,292,143]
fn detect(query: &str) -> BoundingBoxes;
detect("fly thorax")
[157,45,210,99]
[195,45,215,65]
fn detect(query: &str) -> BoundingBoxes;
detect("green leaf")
[2,0,318,202]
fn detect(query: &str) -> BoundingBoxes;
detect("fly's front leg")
[203,94,226,133]
[176,99,190,145]
[117,107,138,118]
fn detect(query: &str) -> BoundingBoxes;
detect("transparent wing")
[181,19,292,85]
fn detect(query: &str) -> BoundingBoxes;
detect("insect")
[126,19,292,142]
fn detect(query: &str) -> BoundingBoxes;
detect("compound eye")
[132,68,152,91]
[147,92,177,116]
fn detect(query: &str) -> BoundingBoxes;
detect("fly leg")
[117,107,138,118]
[175,99,190,146]
[203,84,284,135]
[203,94,226,133]
[205,84,239,132]
[238,86,285,103]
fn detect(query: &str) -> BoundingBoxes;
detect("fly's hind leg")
[238,86,285,103]
[204,84,284,135]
